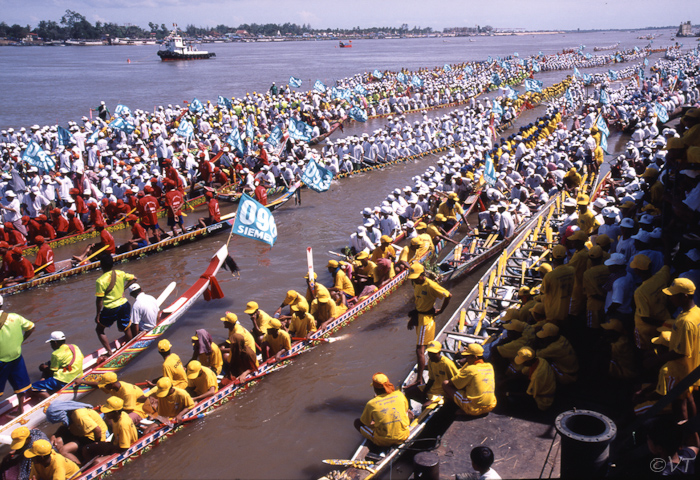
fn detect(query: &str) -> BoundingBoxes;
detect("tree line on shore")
[0,9,439,41]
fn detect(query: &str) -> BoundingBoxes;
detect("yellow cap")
[426,340,442,354]
[461,343,484,357]
[601,319,624,333]
[504,320,526,332]
[577,194,589,205]
[514,347,535,365]
[415,222,428,231]
[595,234,611,247]
[449,192,459,201]
[641,168,659,179]
[518,286,531,296]
[221,312,238,323]
[663,278,696,296]
[356,251,369,260]
[98,371,118,387]
[304,271,318,280]
[434,213,446,222]
[244,301,259,314]
[569,230,588,242]
[630,254,651,271]
[588,245,603,259]
[327,259,339,268]
[191,335,199,342]
[157,339,171,352]
[101,396,125,413]
[552,245,567,259]
[283,290,298,304]
[186,360,202,379]
[153,377,172,398]
[410,237,422,247]
[536,323,560,338]
[531,302,545,316]
[269,318,282,329]
[407,263,424,279]
[371,372,390,388]
[380,235,392,244]
[10,426,31,450]
[538,263,552,274]
[652,331,672,347]
[23,439,52,458]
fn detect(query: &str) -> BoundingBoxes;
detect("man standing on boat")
[0,295,34,415]
[95,254,138,355]
[407,263,451,381]
[354,373,411,447]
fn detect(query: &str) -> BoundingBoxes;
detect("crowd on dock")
[2,44,700,480]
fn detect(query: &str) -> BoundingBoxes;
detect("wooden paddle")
[78,244,110,266]
[156,281,177,307]
[306,247,315,296]
[34,260,54,274]
[113,207,138,226]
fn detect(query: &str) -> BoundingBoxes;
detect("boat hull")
[158,51,215,60]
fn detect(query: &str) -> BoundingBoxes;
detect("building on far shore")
[677,21,696,37]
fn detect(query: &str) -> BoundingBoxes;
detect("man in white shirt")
[128,283,160,331]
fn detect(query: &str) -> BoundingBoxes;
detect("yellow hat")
[244,301,259,314]
[461,343,484,357]
[536,323,560,338]
[601,318,624,333]
[552,245,567,259]
[221,312,238,323]
[283,290,298,304]
[663,278,696,296]
[434,213,446,222]
[269,318,282,329]
[157,339,171,352]
[502,308,519,321]
[518,286,531,296]
[538,263,552,274]
[504,320,526,332]
[407,263,425,279]
[532,302,545,315]
[153,377,172,398]
[641,168,659,179]
[191,335,199,342]
[380,235,392,244]
[630,254,651,271]
[317,291,331,303]
[101,396,125,413]
[327,259,339,268]
[23,439,52,458]
[371,372,390,387]
[651,331,672,347]
[98,371,118,388]
[595,234,611,248]
[426,340,442,354]
[577,194,590,206]
[449,192,459,201]
[186,360,202,379]
[588,245,603,259]
[415,222,428,231]
[10,426,31,450]
[356,251,369,260]
[304,271,318,280]
[410,237,422,247]
[514,347,535,365]
[569,230,588,242]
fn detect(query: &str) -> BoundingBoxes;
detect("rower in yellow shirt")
[443,343,497,416]
[24,439,79,480]
[152,339,188,389]
[185,360,218,402]
[310,291,339,330]
[101,396,139,452]
[664,278,700,388]
[404,340,458,403]
[327,260,355,298]
[354,373,411,447]
[274,290,309,318]
[371,235,397,264]
[632,255,671,350]
[396,237,422,272]
[436,193,464,230]
[541,245,574,324]
[513,347,556,411]
[262,319,292,361]
[576,195,600,235]
[533,323,579,384]
[190,329,223,375]
[78,371,149,423]
[142,377,195,431]
[220,312,257,354]
[288,304,317,339]
[583,246,610,329]
[567,230,590,317]
[245,300,274,345]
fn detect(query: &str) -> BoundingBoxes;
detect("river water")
[0,28,671,479]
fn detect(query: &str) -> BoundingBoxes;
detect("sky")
[1,0,699,32]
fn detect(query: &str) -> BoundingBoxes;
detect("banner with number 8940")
[232,193,278,246]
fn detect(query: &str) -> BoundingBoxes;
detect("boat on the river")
[339,41,352,48]
[310,116,346,145]
[158,28,215,61]
[75,193,482,480]
[0,243,229,437]
[1,185,299,297]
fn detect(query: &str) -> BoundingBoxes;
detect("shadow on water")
[305,396,368,414]
[361,306,412,332]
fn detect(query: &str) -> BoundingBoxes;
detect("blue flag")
[565,89,575,108]
[513,52,519,57]
[599,88,610,105]
[583,73,592,85]
[608,69,618,81]
[233,193,278,247]
[491,72,501,86]
[596,115,610,137]
[372,69,383,79]
[287,118,313,142]
[245,117,255,142]
[114,104,131,117]
[599,132,609,154]
[532,61,540,73]
[638,67,645,80]
[483,154,497,186]
[56,126,74,146]
[444,63,452,72]
[538,51,543,58]
[524,78,543,93]
[218,95,232,110]
[585,53,592,60]
[411,75,423,88]
[504,86,518,100]
[176,121,194,140]
[189,98,205,114]
[226,128,245,155]
[463,65,473,75]
[487,56,492,63]
[491,101,503,119]
[301,158,334,192]
[354,84,367,96]
[655,103,669,123]
[22,140,55,173]
[108,117,135,134]
[398,72,408,84]
[634,46,640,53]
[313,80,327,93]
[574,67,582,79]
[267,126,283,148]
[348,106,368,122]
[289,76,302,88]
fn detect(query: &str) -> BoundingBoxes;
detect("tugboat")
[339,40,352,48]
[158,26,215,61]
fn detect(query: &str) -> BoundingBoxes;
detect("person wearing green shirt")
[0,295,35,415]
[95,254,137,355]
[32,331,84,399]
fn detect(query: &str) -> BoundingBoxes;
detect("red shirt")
[75,195,88,214]
[68,217,84,234]
[88,208,105,227]
[99,229,116,254]
[8,230,26,246]
[199,160,212,182]
[11,257,34,280]
[208,198,221,223]
[52,214,69,234]
[215,171,229,185]
[165,190,184,218]
[40,222,57,240]
[165,166,182,189]
[0,229,8,243]
[138,195,159,226]
[26,220,41,242]
[126,195,139,210]
[131,222,147,242]
[35,244,55,273]
[105,202,119,223]
[254,185,268,206]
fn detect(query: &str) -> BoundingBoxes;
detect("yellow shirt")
[655,359,691,396]
[30,451,79,480]
[536,336,579,377]
[100,381,147,417]
[333,268,355,296]
[50,344,84,384]
[577,210,600,235]
[669,305,700,387]
[284,291,309,312]
[69,408,107,441]
[360,391,410,444]
[583,264,610,312]
[310,298,339,324]
[426,355,459,397]
[198,343,223,375]
[398,246,417,264]
[526,359,556,411]
[355,261,377,281]
[371,244,396,263]
[450,361,497,409]
[162,353,188,389]
[568,248,589,316]
[413,278,451,315]
[253,310,274,335]
[289,312,317,338]
[228,323,257,355]
[634,266,671,349]
[437,201,463,222]
[263,329,292,354]
[188,365,219,396]
[542,265,575,322]
[0,312,34,363]
[416,233,434,259]
[112,411,139,449]
[156,387,195,418]
[95,270,135,309]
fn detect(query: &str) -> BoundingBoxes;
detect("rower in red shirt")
[5,248,35,285]
[163,159,184,193]
[213,167,229,188]
[4,222,27,247]
[0,241,12,280]
[115,199,132,217]
[71,188,88,222]
[87,203,106,228]
[66,210,85,235]
[72,223,116,263]
[124,190,139,210]
[164,180,185,235]
[37,215,57,240]
[254,181,268,206]
[33,235,55,274]
[198,192,221,228]
[198,153,213,185]
[23,216,41,244]
[149,178,163,199]
[257,141,270,165]
[138,187,161,242]
[0,225,9,244]
[125,215,148,251]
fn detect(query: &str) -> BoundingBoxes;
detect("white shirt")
[131,292,160,331]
